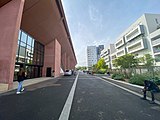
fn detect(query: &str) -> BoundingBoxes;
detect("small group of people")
[141,80,160,103]
[16,68,25,94]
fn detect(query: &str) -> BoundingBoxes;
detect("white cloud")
[88,5,103,30]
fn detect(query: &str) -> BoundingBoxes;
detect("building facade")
[87,46,98,67]
[101,13,160,69]
[87,45,104,68]
[97,45,104,60]
[0,0,77,91]
[100,44,116,69]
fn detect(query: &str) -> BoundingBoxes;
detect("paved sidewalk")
[0,77,54,94]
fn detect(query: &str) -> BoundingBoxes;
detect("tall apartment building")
[87,45,104,67]
[97,45,104,60]
[87,46,98,67]
[100,13,160,69]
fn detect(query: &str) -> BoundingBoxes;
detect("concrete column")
[0,0,25,91]
[43,39,61,77]
[67,56,70,69]
[62,52,67,71]
[70,60,75,70]
[54,39,61,77]
[43,40,55,77]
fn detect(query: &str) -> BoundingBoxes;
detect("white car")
[64,70,72,76]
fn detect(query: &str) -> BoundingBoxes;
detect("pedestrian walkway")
[0,77,54,94]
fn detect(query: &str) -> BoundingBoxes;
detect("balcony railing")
[125,25,144,42]
[154,49,160,54]
[126,39,146,53]
[115,37,125,49]
[116,48,125,57]
[152,38,160,47]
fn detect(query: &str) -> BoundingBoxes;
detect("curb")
[97,76,160,106]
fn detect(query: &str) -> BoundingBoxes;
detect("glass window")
[28,36,32,46]
[16,30,44,66]
[32,39,35,48]
[21,42,26,47]
[27,45,31,50]
[19,46,26,58]
[21,32,27,43]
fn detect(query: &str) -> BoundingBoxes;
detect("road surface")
[0,73,160,120]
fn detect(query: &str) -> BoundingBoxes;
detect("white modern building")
[87,46,98,67]
[101,13,160,69]
[101,44,116,69]
[150,28,160,66]
[114,13,160,66]
[87,45,104,67]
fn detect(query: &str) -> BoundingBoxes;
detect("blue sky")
[61,0,160,66]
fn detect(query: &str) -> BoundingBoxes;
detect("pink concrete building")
[0,0,77,91]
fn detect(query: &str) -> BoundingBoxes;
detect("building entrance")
[14,30,44,81]
[14,63,42,81]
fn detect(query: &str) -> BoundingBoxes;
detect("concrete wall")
[43,39,61,77]
[54,39,61,77]
[0,0,24,90]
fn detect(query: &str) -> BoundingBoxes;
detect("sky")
[61,0,160,66]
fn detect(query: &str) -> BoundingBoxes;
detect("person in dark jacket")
[16,68,25,94]
[142,80,160,103]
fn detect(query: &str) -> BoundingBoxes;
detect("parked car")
[64,70,72,76]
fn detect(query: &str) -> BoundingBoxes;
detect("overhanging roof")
[0,0,11,8]
[21,0,77,65]
[0,0,77,65]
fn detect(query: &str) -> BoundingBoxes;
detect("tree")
[139,54,154,75]
[113,54,138,69]
[97,58,107,69]
[76,66,87,71]
[113,54,138,78]
[92,64,98,73]
[92,58,108,74]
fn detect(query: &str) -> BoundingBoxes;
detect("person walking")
[16,68,25,94]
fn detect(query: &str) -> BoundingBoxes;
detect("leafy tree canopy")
[97,58,108,69]
[113,54,138,69]
[138,54,154,67]
[76,66,87,70]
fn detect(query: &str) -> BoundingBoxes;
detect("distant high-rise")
[87,45,104,67]
[87,46,97,67]
[97,45,104,60]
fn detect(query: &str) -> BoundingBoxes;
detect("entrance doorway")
[14,63,43,80]
[46,67,52,77]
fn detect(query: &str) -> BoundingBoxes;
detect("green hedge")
[112,73,124,80]
[129,74,147,86]
[129,73,160,86]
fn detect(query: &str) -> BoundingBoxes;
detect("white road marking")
[58,73,79,120]
[98,77,160,105]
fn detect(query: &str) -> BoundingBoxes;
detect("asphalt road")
[69,73,160,120]
[0,76,76,120]
[0,73,160,120]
